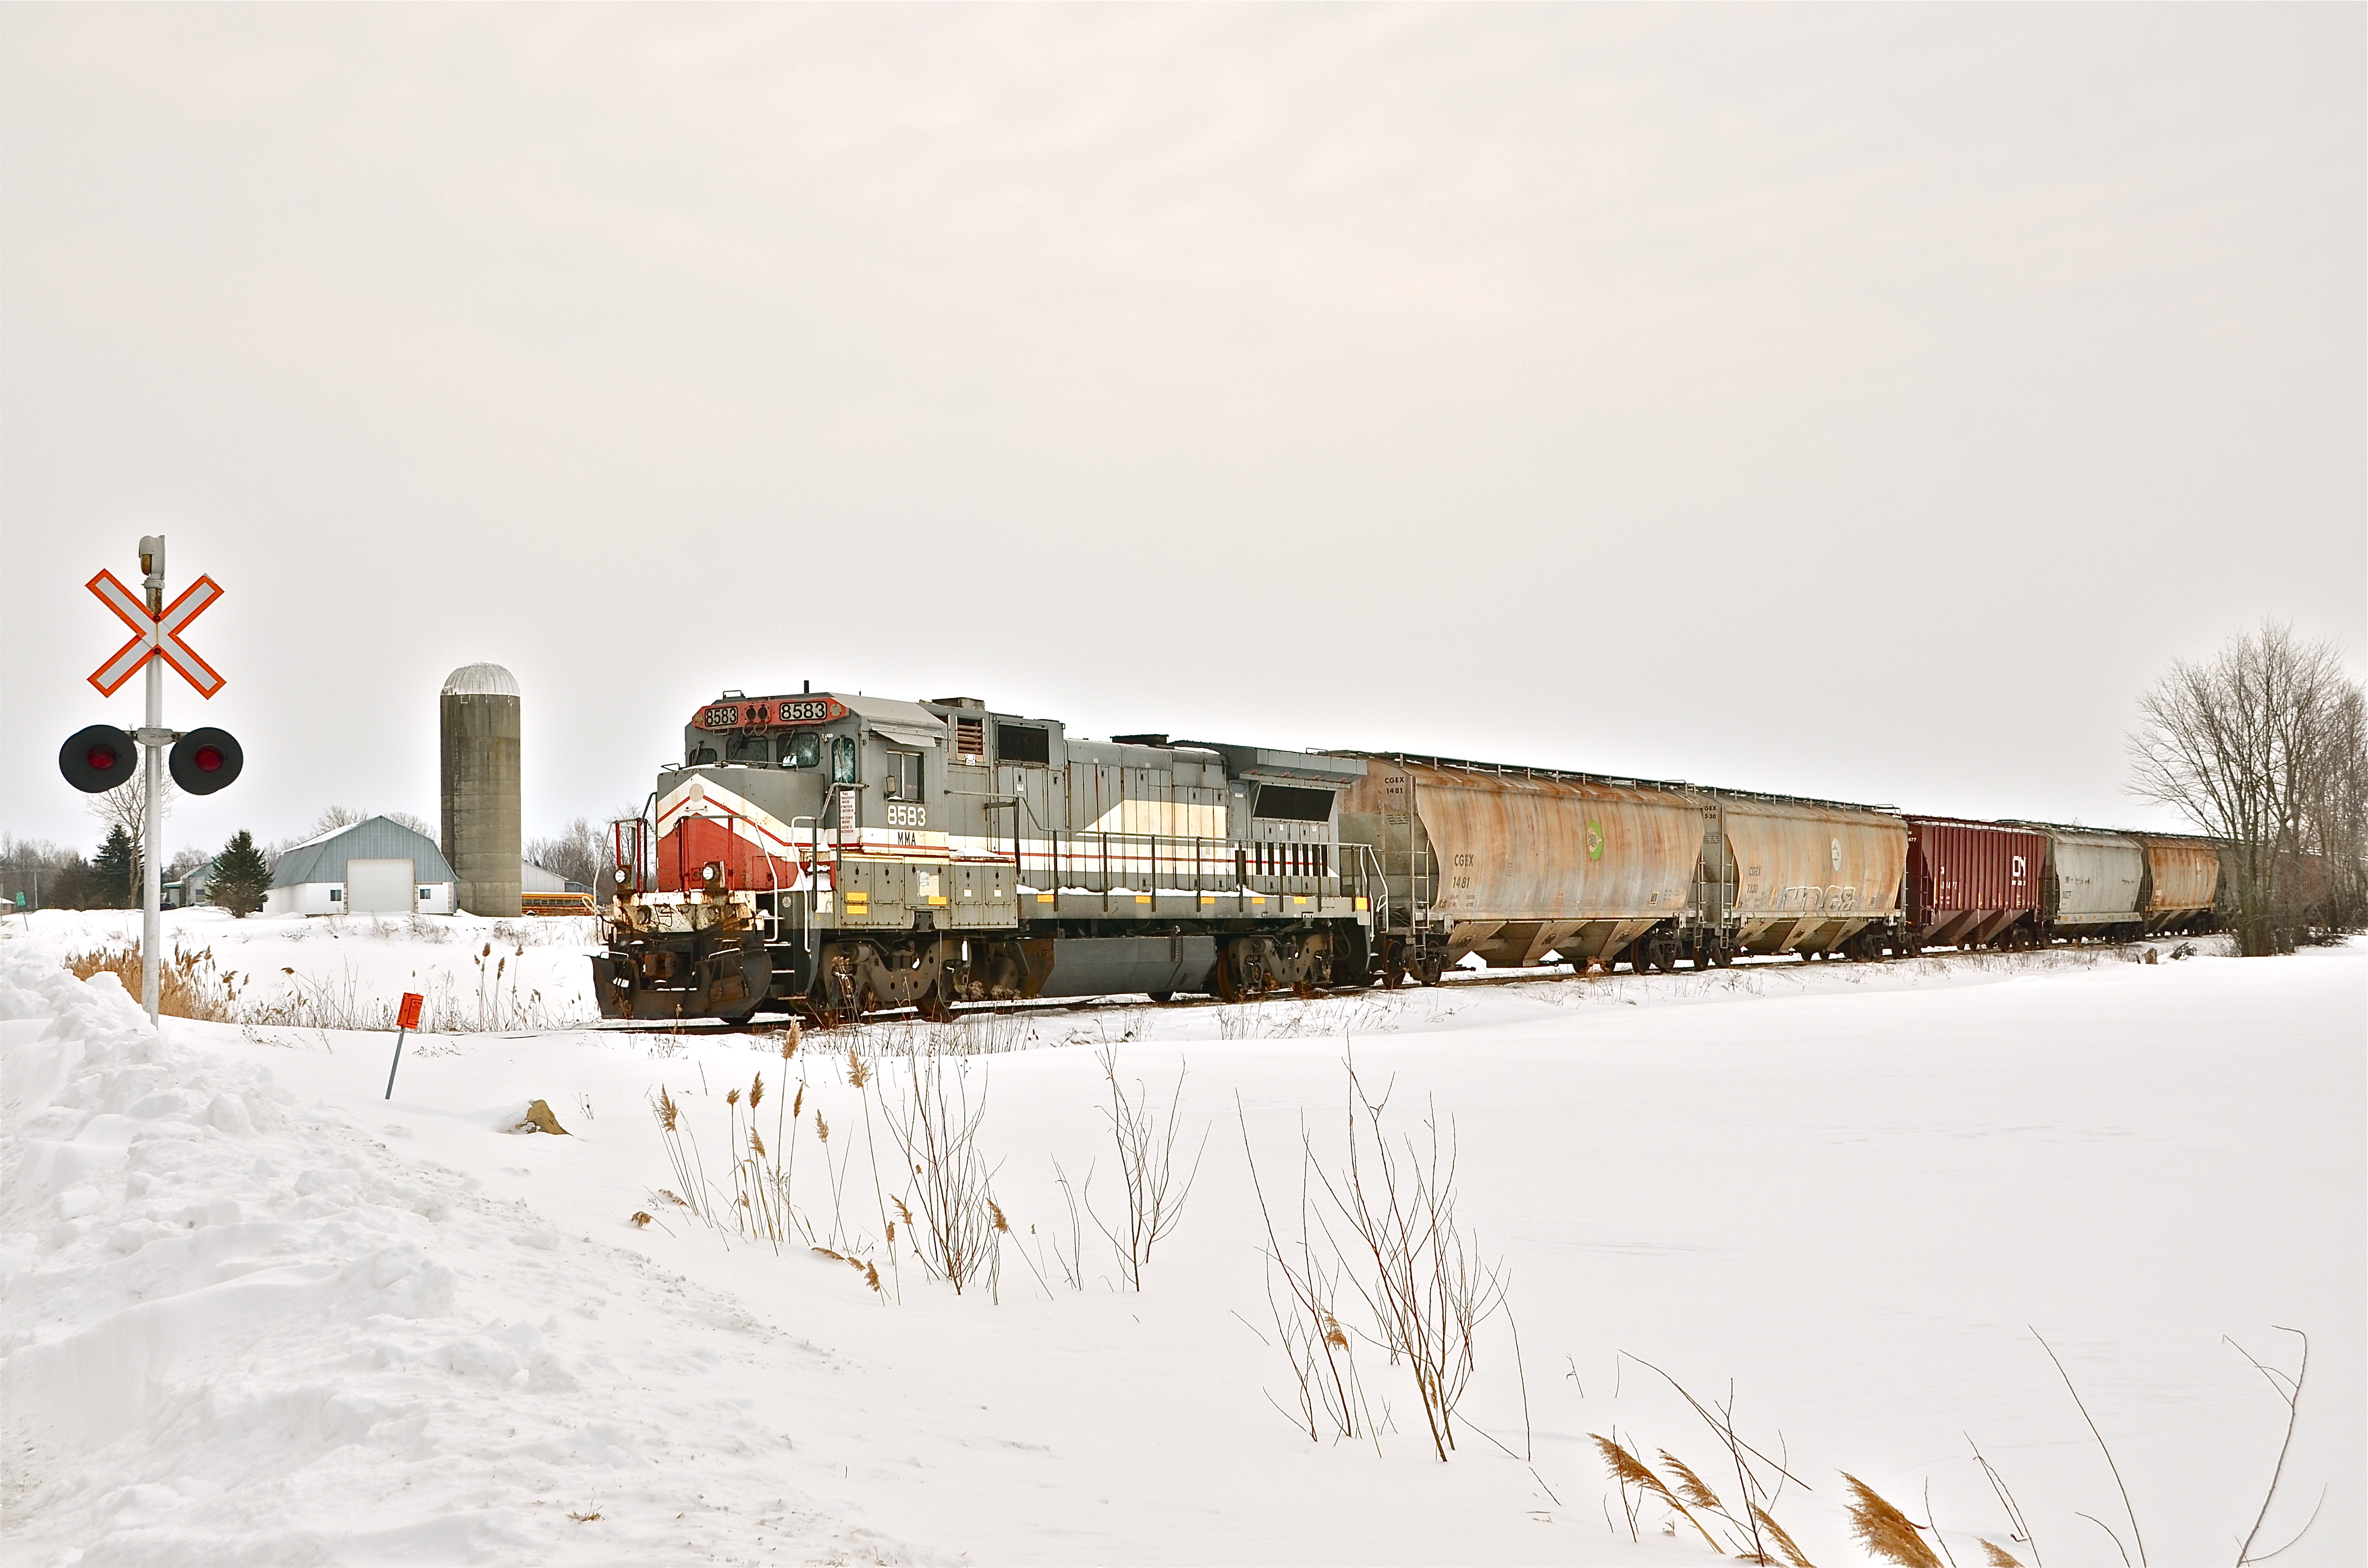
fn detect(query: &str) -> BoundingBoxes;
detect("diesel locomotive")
[596,691,1376,1023]
[593,685,2232,1023]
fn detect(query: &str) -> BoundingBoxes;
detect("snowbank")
[0,938,914,1566]
[4,930,2360,1565]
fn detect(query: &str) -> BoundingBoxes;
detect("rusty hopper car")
[2133,834,2221,935]
[1904,817,2049,950]
[1718,794,1908,960]
[1332,754,1906,978]
[595,691,1376,1022]
[2017,823,2147,941]
[1332,757,1701,981]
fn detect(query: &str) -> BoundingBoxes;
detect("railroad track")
[594,938,2179,1038]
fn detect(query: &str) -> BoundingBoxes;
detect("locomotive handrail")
[1008,828,1353,901]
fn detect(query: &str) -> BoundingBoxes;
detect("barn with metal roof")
[263,816,458,916]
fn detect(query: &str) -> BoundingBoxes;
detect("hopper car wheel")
[1414,952,1445,987]
[1147,991,1175,1005]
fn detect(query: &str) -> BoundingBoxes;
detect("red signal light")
[168,727,242,795]
[61,725,137,792]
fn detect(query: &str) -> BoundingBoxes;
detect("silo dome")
[442,662,521,698]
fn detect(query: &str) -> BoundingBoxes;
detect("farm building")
[162,859,216,910]
[522,859,595,915]
[264,817,457,916]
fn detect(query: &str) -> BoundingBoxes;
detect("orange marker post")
[386,992,425,1099]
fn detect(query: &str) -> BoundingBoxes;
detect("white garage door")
[345,858,417,915]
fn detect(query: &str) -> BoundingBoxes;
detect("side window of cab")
[830,735,859,785]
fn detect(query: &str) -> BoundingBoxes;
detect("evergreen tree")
[92,827,138,909]
[211,830,272,918]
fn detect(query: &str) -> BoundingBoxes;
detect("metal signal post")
[141,542,164,1021]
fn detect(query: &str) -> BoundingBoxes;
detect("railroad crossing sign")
[87,568,225,697]
[58,537,242,1027]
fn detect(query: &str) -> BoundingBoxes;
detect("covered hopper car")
[2134,834,2221,935]
[1905,817,2049,950]
[2014,823,2150,943]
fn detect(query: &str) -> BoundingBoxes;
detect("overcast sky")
[3,5,2360,859]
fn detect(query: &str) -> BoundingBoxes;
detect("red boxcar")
[1905,817,2050,949]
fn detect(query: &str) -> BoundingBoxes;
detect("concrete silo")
[440,662,522,917]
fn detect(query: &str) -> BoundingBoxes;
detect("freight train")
[593,686,2229,1024]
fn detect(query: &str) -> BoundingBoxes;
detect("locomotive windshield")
[779,731,822,769]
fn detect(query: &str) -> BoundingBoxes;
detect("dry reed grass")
[1842,1474,1943,1568]
[65,943,256,1020]
[1589,1434,1726,1553]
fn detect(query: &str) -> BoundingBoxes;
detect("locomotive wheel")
[1214,942,1251,1004]
[915,968,955,1022]
[815,953,857,1028]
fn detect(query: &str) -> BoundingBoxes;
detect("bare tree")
[2296,684,2367,929]
[87,770,175,894]
[2128,622,2364,954]
[527,816,611,905]
[306,804,368,836]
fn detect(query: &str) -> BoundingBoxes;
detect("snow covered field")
[4,914,2360,1566]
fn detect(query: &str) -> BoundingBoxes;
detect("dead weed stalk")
[1083,1046,1207,1290]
